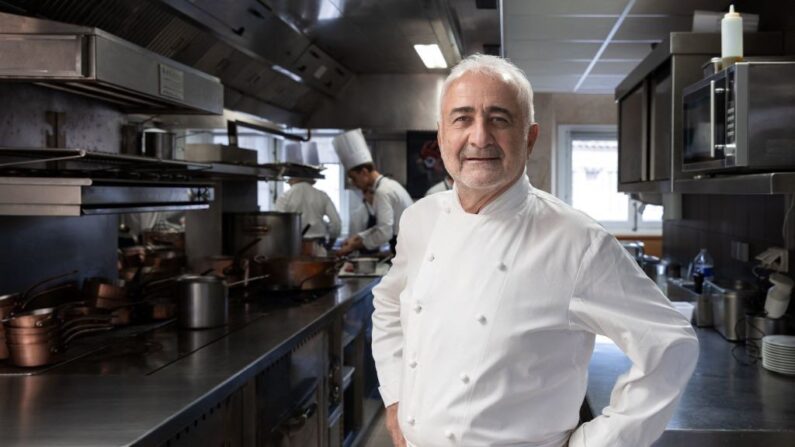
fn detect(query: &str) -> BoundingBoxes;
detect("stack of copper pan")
[3,308,60,367]
[0,292,19,360]
[83,278,133,326]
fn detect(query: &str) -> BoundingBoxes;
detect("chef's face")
[347,168,372,191]
[438,72,538,193]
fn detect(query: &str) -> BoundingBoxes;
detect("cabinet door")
[649,63,672,181]
[618,82,648,184]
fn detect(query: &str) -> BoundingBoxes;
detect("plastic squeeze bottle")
[721,5,743,68]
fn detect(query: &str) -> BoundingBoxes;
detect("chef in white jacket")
[333,129,413,255]
[371,54,699,447]
[275,142,341,255]
[424,173,453,196]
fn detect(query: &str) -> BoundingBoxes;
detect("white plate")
[761,353,795,364]
[762,335,795,348]
[762,360,795,375]
[762,346,795,355]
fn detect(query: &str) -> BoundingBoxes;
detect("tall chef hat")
[332,129,372,171]
[283,142,304,164]
[302,141,320,166]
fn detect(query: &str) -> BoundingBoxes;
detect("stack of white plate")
[762,335,795,375]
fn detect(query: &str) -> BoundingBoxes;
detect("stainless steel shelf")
[674,172,795,194]
[0,177,214,216]
[618,179,673,194]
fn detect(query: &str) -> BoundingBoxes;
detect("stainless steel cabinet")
[616,32,782,193]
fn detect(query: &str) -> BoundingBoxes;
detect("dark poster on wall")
[406,130,445,199]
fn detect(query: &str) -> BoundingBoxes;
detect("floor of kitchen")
[362,411,392,447]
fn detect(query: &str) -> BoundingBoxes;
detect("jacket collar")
[450,175,532,216]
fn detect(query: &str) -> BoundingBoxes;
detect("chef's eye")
[453,116,471,123]
[491,116,509,124]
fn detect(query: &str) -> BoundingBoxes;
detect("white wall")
[529,93,617,193]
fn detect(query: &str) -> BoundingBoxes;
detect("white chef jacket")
[372,176,699,447]
[359,175,413,250]
[424,178,453,196]
[275,182,341,240]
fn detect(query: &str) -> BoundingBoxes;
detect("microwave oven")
[682,61,795,173]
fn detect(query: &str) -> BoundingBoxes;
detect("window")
[555,125,661,233]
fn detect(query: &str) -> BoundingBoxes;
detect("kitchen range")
[1,1,795,447]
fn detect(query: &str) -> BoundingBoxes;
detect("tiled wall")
[663,194,786,283]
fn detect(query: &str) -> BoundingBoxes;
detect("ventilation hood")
[0,0,354,126]
[0,11,223,115]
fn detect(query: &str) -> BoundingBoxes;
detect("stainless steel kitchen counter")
[0,277,380,446]
[586,328,795,446]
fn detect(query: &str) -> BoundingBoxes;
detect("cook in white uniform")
[275,178,341,252]
[333,129,413,255]
[275,142,342,255]
[424,174,453,196]
[371,54,699,447]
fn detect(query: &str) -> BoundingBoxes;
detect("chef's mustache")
[459,145,503,160]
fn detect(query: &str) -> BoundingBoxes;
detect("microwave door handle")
[709,80,716,158]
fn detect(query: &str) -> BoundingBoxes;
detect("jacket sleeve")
[371,210,411,407]
[359,190,394,249]
[567,231,699,447]
[274,190,289,212]
[323,193,342,239]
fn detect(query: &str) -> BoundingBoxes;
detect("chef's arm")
[371,215,409,407]
[567,232,699,447]
[359,192,393,250]
[274,192,288,212]
[325,196,342,240]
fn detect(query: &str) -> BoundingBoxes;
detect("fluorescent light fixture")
[271,64,303,83]
[413,44,448,69]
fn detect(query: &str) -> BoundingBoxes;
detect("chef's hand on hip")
[385,403,406,447]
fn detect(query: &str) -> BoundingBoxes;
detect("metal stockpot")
[177,275,228,329]
[224,212,301,260]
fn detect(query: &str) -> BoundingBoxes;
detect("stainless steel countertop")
[587,328,795,446]
[0,277,379,446]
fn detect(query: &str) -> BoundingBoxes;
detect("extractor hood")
[0,11,223,115]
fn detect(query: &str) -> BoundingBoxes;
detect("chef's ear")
[436,121,443,147]
[526,123,540,158]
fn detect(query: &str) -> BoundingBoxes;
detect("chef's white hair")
[439,54,535,128]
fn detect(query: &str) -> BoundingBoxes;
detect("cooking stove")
[0,284,340,376]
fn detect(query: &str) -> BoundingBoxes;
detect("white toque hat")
[302,141,320,166]
[283,142,304,164]
[332,128,372,170]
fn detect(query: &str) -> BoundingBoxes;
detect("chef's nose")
[469,116,495,149]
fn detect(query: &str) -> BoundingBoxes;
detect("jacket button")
[413,303,422,313]
[498,262,507,272]
[407,417,416,426]
[428,254,435,262]
[444,429,455,440]
[476,314,487,324]
[445,207,451,214]
[409,360,418,368]
[459,373,470,384]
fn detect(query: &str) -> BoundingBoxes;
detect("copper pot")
[149,298,176,320]
[0,333,8,360]
[0,293,18,315]
[119,246,146,268]
[7,340,57,367]
[84,278,128,301]
[254,256,341,291]
[4,307,60,328]
[4,326,58,345]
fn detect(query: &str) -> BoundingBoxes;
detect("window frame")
[555,125,661,235]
